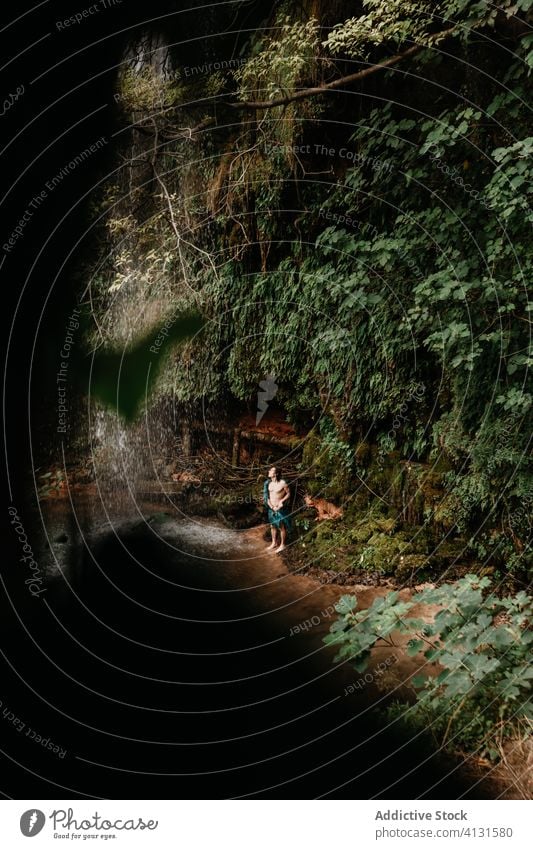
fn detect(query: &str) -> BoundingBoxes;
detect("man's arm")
[280,482,291,505]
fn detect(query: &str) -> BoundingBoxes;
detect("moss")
[301,430,355,503]
[299,433,482,580]
[396,554,430,580]
[358,533,411,574]
[354,441,372,465]
[433,495,460,531]
[346,524,376,545]
[366,452,404,503]
[432,454,454,474]
[303,430,454,528]
[344,497,389,523]
[344,515,395,545]
[374,517,397,535]
[418,470,446,499]
[306,478,322,497]
[314,521,336,542]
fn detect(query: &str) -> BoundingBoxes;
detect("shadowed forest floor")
[0,497,505,799]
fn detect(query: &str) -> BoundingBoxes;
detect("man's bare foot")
[275,545,286,554]
[266,542,277,551]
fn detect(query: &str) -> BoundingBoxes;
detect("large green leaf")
[83,311,204,421]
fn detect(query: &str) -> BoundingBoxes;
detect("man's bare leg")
[275,524,287,553]
[267,526,278,550]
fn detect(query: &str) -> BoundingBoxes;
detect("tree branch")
[230,27,457,111]
[127,27,457,136]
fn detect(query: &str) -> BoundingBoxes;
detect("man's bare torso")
[269,479,288,511]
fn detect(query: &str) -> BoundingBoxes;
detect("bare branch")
[149,117,223,291]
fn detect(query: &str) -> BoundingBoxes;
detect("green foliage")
[325,1,441,58]
[88,0,532,566]
[324,590,414,670]
[317,416,357,472]
[194,57,533,540]
[301,417,358,501]
[212,9,325,251]
[118,67,185,112]
[358,534,413,575]
[324,0,532,58]
[325,575,533,758]
[295,57,532,538]
[235,14,321,105]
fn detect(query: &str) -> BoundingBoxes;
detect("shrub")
[325,575,533,759]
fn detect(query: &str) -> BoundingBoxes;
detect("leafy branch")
[229,28,456,111]
[326,575,533,759]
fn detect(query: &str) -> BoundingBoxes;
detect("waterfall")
[88,399,179,516]
[82,31,188,516]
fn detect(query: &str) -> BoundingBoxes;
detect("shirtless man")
[265,466,291,553]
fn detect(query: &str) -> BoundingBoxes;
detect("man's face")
[268,468,276,480]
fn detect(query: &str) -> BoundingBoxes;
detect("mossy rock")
[306,479,322,497]
[344,499,388,524]
[432,454,454,474]
[346,524,376,545]
[324,478,353,503]
[301,431,322,468]
[359,533,412,575]
[314,521,336,541]
[433,496,460,530]
[432,538,470,563]
[344,515,393,545]
[373,517,397,535]
[396,554,429,580]
[294,508,318,530]
[301,430,356,504]
[366,454,405,503]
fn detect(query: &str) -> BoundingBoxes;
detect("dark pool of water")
[1,506,494,799]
